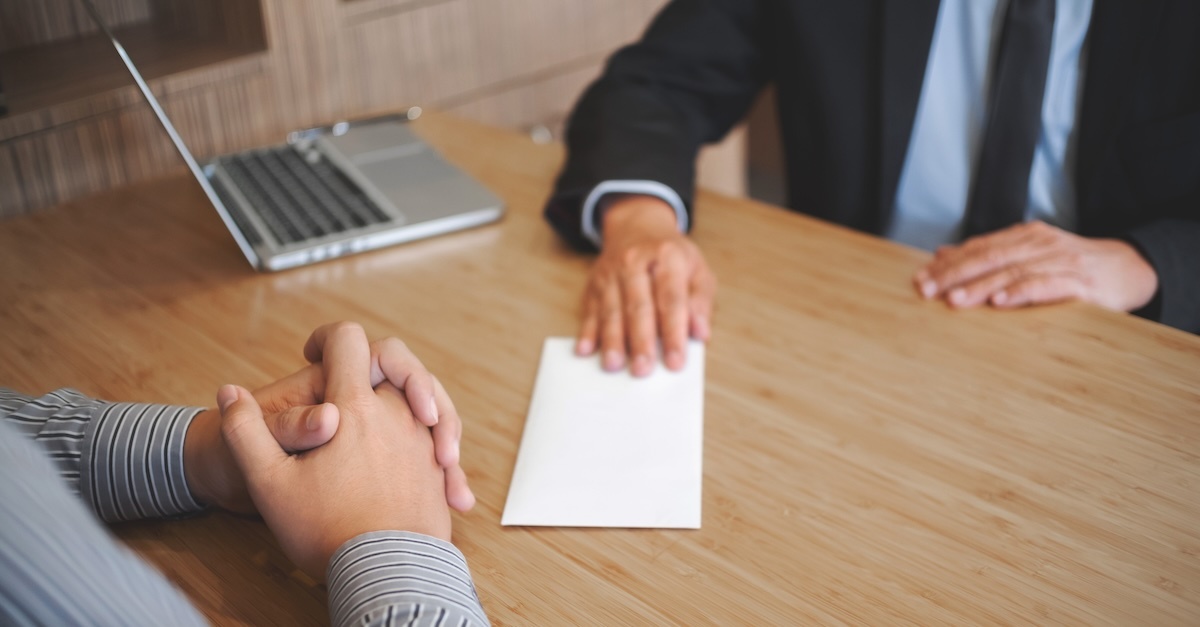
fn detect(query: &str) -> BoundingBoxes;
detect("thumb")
[265,402,340,452]
[218,384,287,477]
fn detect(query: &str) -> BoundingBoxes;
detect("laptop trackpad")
[322,121,496,224]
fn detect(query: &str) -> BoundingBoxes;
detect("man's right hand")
[218,322,452,580]
[578,194,716,377]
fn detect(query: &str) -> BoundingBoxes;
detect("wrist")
[182,408,223,507]
[601,195,682,246]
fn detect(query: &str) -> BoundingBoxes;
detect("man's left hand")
[913,221,1159,312]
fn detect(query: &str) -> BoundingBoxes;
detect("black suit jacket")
[545,0,1200,333]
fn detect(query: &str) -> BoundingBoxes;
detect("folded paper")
[502,337,705,528]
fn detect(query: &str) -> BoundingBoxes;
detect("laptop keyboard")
[215,146,391,245]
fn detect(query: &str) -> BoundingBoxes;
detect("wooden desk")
[1,113,1198,625]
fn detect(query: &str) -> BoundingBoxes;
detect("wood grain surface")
[0,112,1197,625]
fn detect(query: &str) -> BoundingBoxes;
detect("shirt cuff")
[327,530,489,627]
[580,180,690,248]
[82,402,206,523]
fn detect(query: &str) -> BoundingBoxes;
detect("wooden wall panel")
[1,0,753,218]
[0,147,21,211]
[156,0,267,46]
[446,58,747,200]
[445,61,605,133]
[0,69,273,212]
[698,126,748,199]
[1,0,153,52]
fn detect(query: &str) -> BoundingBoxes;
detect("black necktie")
[962,0,1057,238]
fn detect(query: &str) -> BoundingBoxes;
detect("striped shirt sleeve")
[0,387,206,522]
[327,531,491,627]
[0,413,209,626]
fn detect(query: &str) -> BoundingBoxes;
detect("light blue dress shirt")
[582,0,1094,252]
[888,0,1093,251]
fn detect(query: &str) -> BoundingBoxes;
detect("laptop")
[83,0,504,272]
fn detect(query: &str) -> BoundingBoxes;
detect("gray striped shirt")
[0,387,489,626]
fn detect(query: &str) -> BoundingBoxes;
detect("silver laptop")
[84,0,504,272]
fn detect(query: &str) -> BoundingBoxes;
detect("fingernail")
[453,439,461,461]
[306,406,323,431]
[920,280,937,299]
[428,396,439,425]
[666,350,684,370]
[633,354,651,375]
[992,290,1008,305]
[603,350,622,371]
[949,288,966,305]
[576,338,594,355]
[217,384,238,411]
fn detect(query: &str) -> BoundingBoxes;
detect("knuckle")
[380,336,410,355]
[654,265,684,289]
[589,263,616,284]
[1006,264,1030,282]
[619,247,643,267]
[624,299,655,318]
[330,320,365,337]
[600,326,624,344]
[343,395,376,418]
[618,265,644,283]
[582,287,602,309]
[981,248,1008,268]
[220,411,252,443]
[1031,276,1056,294]
[597,298,620,317]
[1044,227,1069,246]
[659,286,686,306]
[655,240,681,258]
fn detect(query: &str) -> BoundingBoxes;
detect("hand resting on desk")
[576,194,715,377]
[218,322,451,579]
[184,322,475,515]
[573,204,1161,376]
[913,220,1159,313]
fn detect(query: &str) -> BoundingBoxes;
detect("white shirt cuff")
[580,180,689,248]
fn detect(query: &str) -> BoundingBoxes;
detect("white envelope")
[501,337,705,528]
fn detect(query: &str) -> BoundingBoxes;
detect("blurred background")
[0,0,785,218]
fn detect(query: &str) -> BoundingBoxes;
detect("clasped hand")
[184,322,473,518]
[218,322,453,578]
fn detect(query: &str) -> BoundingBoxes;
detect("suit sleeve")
[544,0,771,251]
